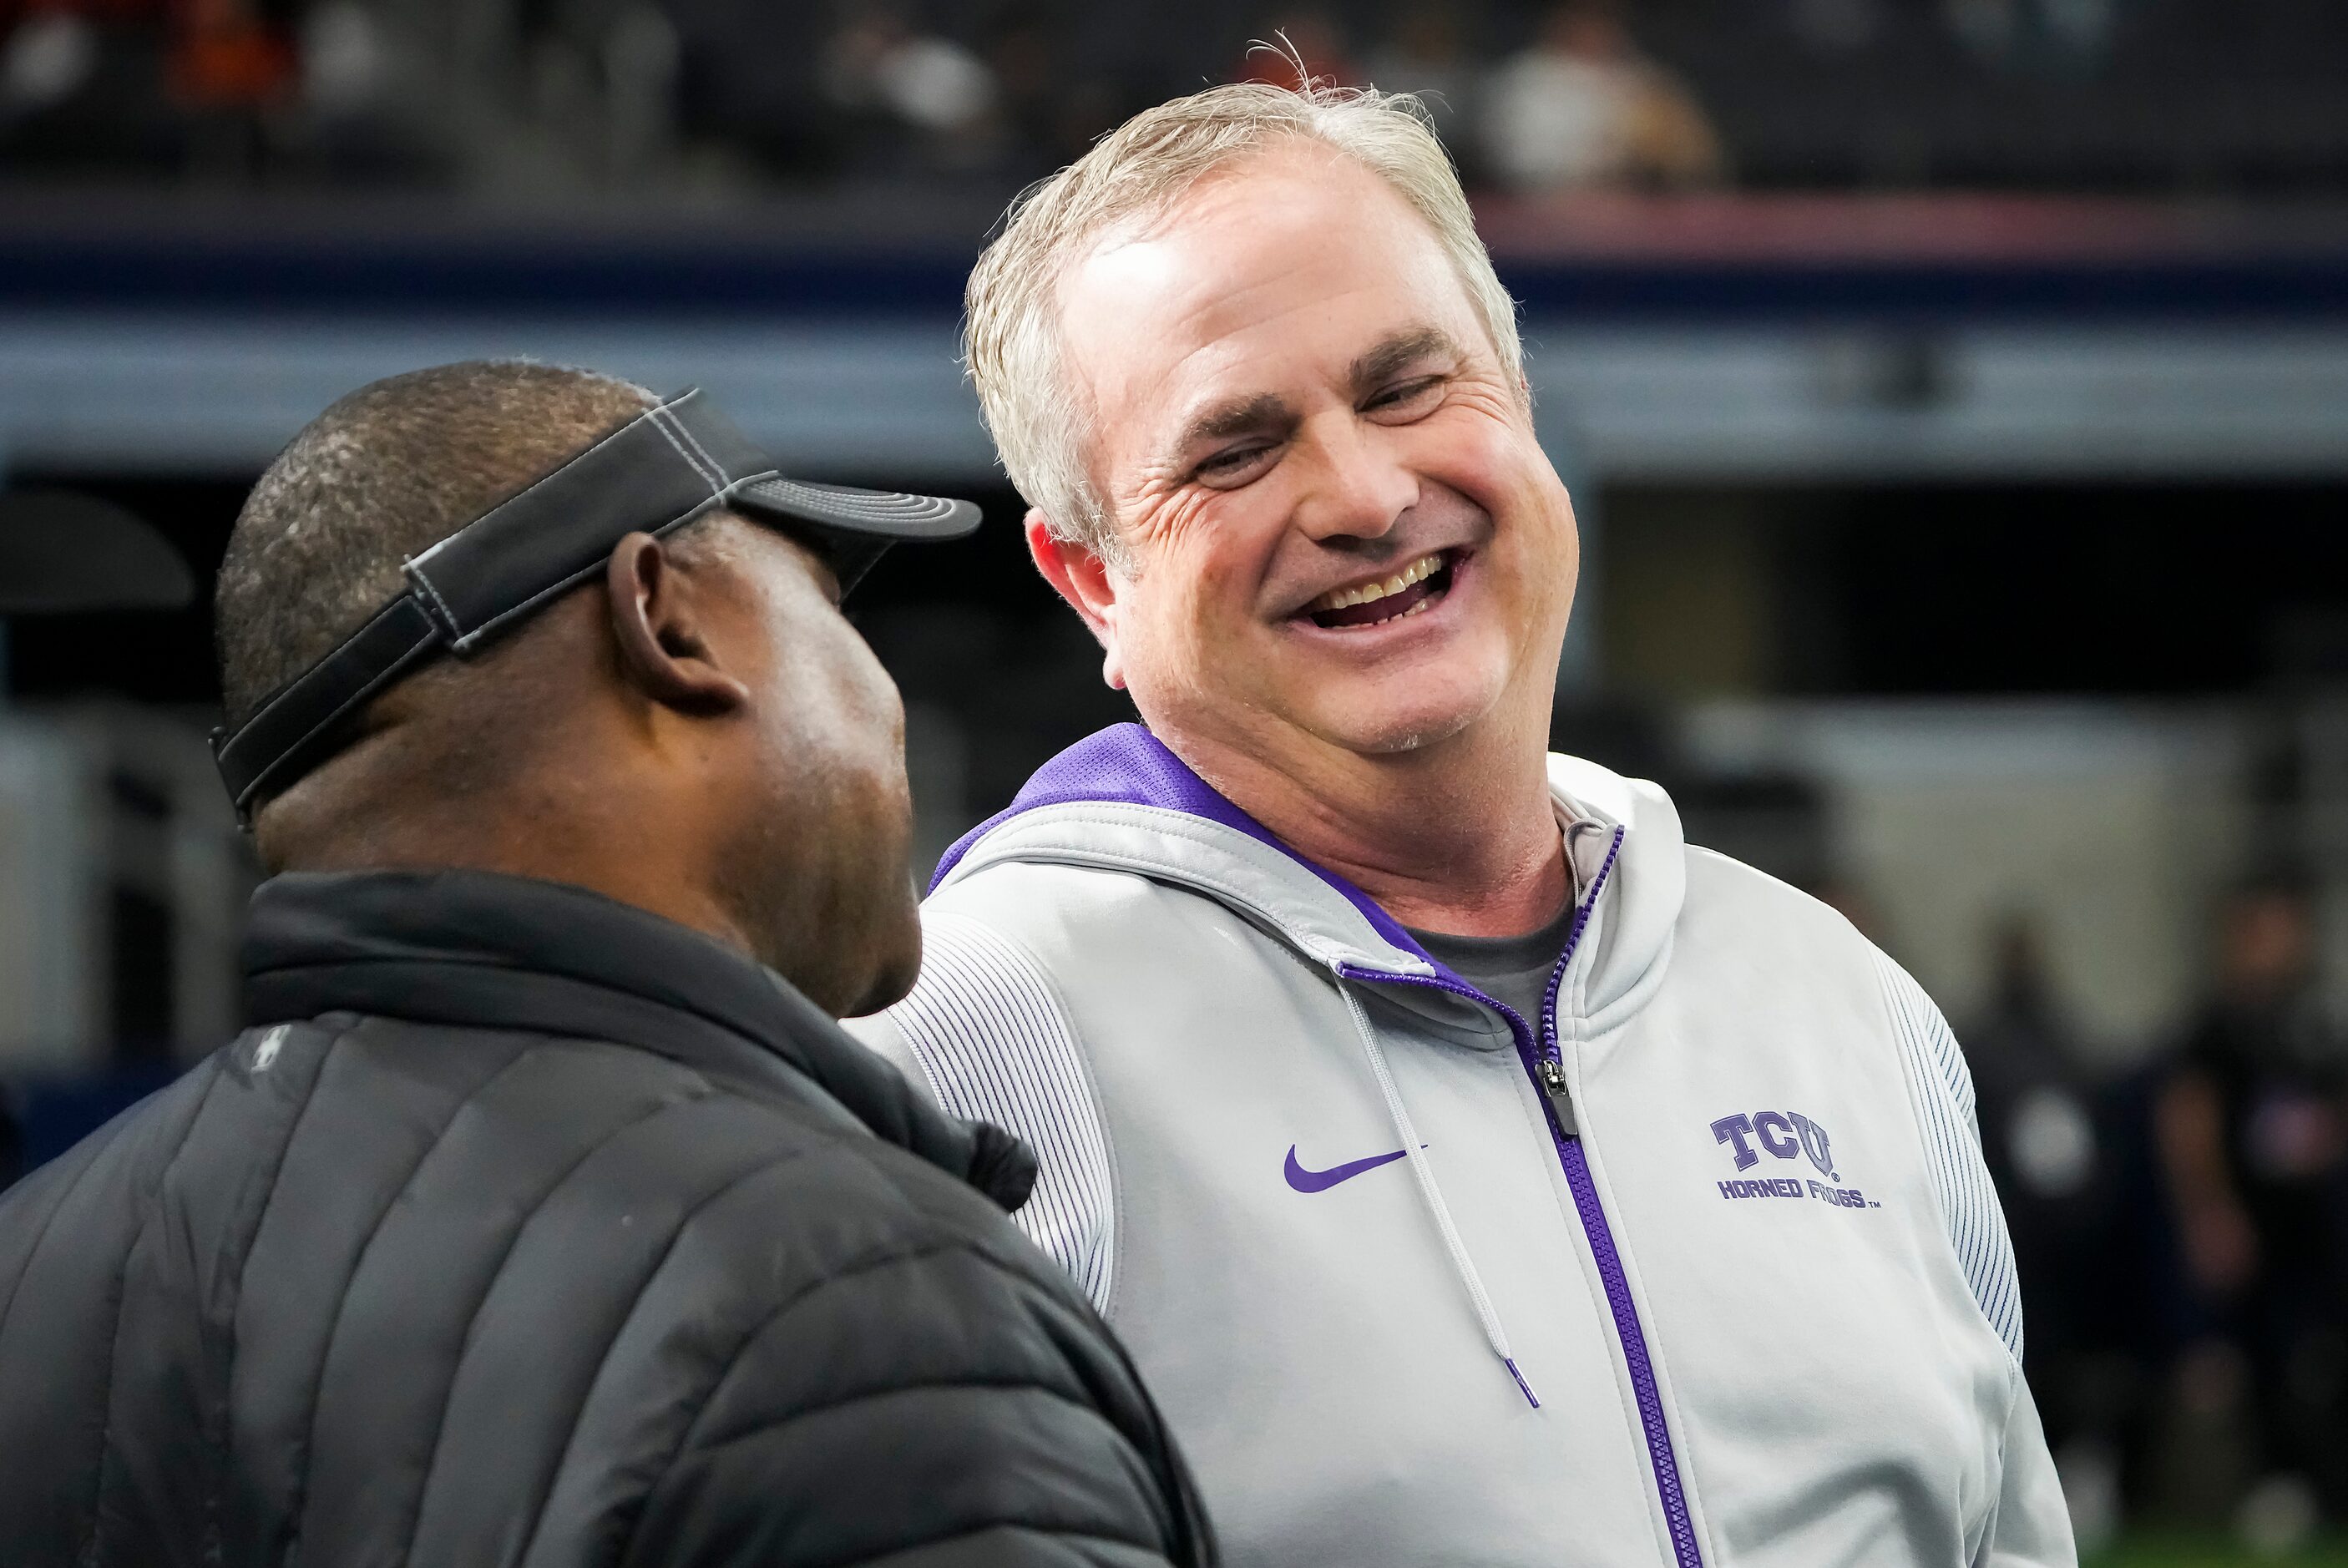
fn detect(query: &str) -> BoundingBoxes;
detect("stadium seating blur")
[3,0,2346,199]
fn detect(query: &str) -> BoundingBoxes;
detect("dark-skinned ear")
[605,531,752,715]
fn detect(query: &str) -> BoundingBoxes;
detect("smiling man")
[848,83,2073,1568]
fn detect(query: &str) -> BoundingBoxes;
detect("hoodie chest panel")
[1061,887,1676,1568]
[1564,890,2016,1567]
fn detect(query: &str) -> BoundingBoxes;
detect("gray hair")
[964,79,1523,560]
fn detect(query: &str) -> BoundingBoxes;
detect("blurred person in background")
[1965,914,2132,1539]
[2155,875,2348,1529]
[0,360,1214,1567]
[853,78,2071,1567]
[1480,0,1723,193]
[0,0,182,175]
[169,0,291,137]
[1364,0,1482,178]
[280,0,453,185]
[0,0,440,184]
[152,0,298,182]
[821,2,1001,173]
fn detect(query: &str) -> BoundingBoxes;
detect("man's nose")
[1288,412,1419,545]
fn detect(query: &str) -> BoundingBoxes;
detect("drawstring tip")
[1505,1357,1541,1409]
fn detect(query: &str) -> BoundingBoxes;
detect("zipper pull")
[1534,1055,1580,1136]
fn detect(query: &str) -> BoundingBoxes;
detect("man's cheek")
[1186,528,1258,607]
[1168,552,1248,649]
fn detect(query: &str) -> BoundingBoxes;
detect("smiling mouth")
[1302,549,1458,630]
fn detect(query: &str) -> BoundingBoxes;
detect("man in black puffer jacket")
[0,362,1216,1568]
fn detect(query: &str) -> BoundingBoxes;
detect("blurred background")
[0,0,2345,1560]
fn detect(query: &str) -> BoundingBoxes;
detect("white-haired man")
[849,82,2073,1568]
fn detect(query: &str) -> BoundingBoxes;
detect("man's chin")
[1309,696,1488,758]
[848,891,926,1019]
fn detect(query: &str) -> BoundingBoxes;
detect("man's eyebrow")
[1349,326,1467,397]
[1173,392,1294,455]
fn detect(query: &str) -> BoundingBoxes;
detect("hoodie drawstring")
[1338,984,1541,1410]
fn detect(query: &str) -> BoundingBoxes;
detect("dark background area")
[14,473,2345,709]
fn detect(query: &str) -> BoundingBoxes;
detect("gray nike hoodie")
[848,723,2075,1568]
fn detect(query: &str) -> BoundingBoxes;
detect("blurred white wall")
[1686,700,2251,1059]
[0,707,250,1071]
[0,715,95,1067]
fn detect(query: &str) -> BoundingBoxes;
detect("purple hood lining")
[930,722,1450,973]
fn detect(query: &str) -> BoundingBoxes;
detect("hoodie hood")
[934,723,1685,1029]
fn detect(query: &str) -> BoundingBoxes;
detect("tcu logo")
[1711,1111,1837,1183]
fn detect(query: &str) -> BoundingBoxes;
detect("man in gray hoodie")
[850,80,2073,1568]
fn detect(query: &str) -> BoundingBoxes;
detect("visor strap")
[210,594,444,820]
[210,386,772,821]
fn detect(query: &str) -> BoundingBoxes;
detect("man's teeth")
[1308,553,1443,614]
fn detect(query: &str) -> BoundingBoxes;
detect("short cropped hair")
[215,361,655,729]
[964,78,1523,559]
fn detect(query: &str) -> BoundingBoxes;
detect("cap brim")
[725,475,982,597]
[726,476,982,544]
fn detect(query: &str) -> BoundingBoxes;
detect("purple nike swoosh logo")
[1285,1143,1409,1193]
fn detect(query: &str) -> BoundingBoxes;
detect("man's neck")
[1168,716,1569,938]
[266,770,757,966]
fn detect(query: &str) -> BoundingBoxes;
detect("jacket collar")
[241,868,1035,1209]
[937,724,1439,972]
[934,723,1685,1032]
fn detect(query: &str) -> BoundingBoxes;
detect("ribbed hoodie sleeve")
[1873,956,2073,1564]
[1871,950,2026,1365]
[848,912,1117,1313]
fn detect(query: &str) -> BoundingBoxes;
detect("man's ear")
[1025,509,1130,690]
[605,531,753,715]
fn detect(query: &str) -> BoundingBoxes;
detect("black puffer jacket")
[0,870,1215,1567]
